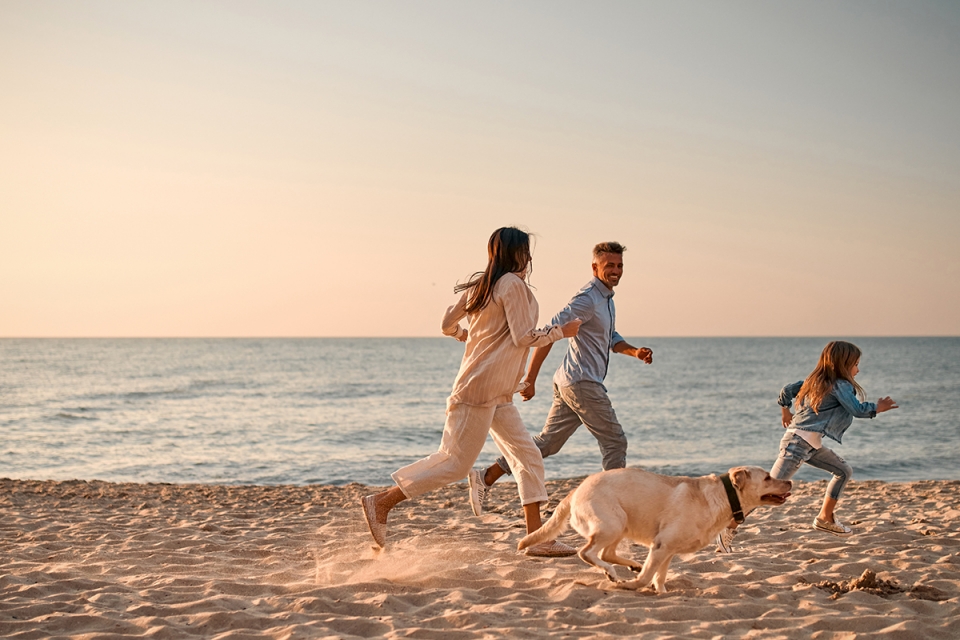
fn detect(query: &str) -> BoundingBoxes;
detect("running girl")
[772,340,898,536]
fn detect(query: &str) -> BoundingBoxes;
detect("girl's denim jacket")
[779,379,876,444]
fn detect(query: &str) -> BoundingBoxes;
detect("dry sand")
[2,475,959,639]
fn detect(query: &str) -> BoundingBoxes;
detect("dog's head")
[728,466,792,510]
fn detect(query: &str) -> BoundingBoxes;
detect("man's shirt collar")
[591,276,615,298]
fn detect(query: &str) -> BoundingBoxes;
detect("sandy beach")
[2,475,959,639]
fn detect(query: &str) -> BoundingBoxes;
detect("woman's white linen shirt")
[442,273,562,409]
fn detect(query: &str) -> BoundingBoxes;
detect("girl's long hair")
[455,227,532,313]
[795,341,864,413]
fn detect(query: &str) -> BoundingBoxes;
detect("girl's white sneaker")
[813,517,853,537]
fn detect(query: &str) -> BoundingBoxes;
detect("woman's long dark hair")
[455,227,532,313]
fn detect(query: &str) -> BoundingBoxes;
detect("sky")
[2,1,958,337]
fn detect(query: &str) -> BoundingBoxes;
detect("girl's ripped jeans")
[770,431,852,501]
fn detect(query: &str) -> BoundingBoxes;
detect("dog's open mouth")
[761,492,791,504]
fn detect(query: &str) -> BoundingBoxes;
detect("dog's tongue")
[764,492,791,503]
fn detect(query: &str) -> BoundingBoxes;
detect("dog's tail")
[516,488,574,551]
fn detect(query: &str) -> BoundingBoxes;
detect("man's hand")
[877,396,899,413]
[612,342,652,363]
[560,318,582,338]
[519,378,536,401]
[781,406,793,428]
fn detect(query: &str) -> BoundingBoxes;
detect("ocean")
[2,338,958,486]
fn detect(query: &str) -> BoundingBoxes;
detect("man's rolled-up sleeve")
[550,292,597,327]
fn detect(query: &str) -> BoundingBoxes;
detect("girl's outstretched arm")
[877,396,899,413]
[834,380,878,418]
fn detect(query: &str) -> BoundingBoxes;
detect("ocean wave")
[120,386,204,401]
[304,385,394,401]
[855,456,960,481]
[54,411,98,421]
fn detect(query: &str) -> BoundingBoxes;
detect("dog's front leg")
[651,554,675,594]
[619,550,658,590]
[619,541,672,593]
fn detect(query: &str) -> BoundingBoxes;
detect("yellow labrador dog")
[518,466,792,593]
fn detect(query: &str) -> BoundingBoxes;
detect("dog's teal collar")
[720,473,745,524]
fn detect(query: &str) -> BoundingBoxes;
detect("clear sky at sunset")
[2,1,958,337]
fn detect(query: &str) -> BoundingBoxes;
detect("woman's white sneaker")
[524,540,578,557]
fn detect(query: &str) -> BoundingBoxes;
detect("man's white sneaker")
[468,468,489,517]
[715,526,736,553]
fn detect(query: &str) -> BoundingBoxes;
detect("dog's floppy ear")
[731,467,750,491]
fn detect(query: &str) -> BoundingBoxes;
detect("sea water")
[2,338,958,486]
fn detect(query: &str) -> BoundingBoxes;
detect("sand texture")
[2,475,960,639]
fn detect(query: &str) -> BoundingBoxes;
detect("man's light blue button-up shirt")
[550,277,625,389]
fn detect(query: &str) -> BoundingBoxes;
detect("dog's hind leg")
[578,533,622,583]
[599,542,643,573]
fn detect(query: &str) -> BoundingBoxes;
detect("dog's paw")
[610,579,649,592]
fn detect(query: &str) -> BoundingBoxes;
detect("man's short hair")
[593,242,626,259]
